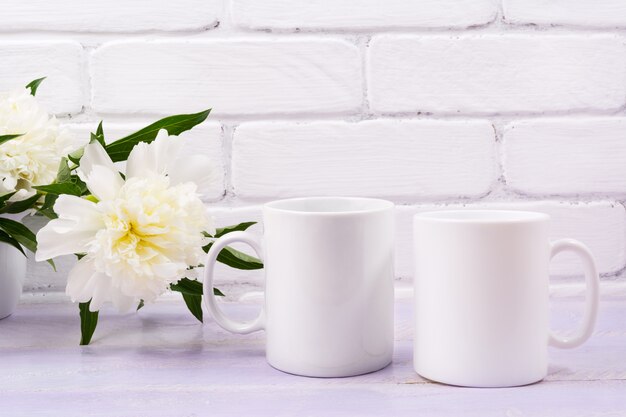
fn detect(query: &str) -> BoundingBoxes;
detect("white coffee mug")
[203,197,395,377]
[413,210,600,387]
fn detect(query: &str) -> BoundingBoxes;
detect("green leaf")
[203,243,263,270]
[34,183,83,196]
[90,132,105,147]
[170,277,224,297]
[67,148,84,166]
[56,158,72,183]
[0,218,36,253]
[2,193,40,214]
[38,193,59,219]
[104,109,211,162]
[46,258,56,271]
[79,301,99,345]
[170,278,225,322]
[0,192,17,207]
[170,278,202,295]
[26,77,46,96]
[136,299,145,311]
[96,121,104,138]
[213,222,257,238]
[181,293,203,323]
[0,231,26,256]
[0,134,23,146]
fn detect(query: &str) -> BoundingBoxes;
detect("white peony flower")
[0,88,84,200]
[35,130,215,312]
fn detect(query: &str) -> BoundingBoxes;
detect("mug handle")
[202,231,265,334]
[548,239,600,349]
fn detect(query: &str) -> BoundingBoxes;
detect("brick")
[504,0,626,28]
[232,120,496,199]
[64,122,225,201]
[91,39,361,116]
[368,35,626,114]
[503,118,626,195]
[396,202,625,278]
[233,0,497,30]
[0,42,84,115]
[1,0,219,32]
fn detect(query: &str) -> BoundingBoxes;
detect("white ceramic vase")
[0,212,29,320]
[0,243,27,319]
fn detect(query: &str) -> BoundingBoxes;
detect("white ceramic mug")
[203,197,395,377]
[413,210,600,387]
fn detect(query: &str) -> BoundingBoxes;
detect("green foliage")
[0,231,26,256]
[34,183,83,196]
[203,243,263,270]
[0,134,23,146]
[181,293,203,322]
[1,194,40,214]
[170,278,225,323]
[79,301,99,345]
[212,222,257,238]
[0,192,17,208]
[25,77,46,96]
[0,218,37,253]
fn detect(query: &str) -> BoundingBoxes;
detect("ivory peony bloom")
[0,88,83,200]
[36,130,215,312]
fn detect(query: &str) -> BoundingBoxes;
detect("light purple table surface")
[0,297,624,416]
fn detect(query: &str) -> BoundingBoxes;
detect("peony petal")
[35,195,103,261]
[85,164,124,202]
[110,290,135,313]
[66,258,98,303]
[89,276,112,312]
[78,141,117,180]
[126,130,182,179]
[36,222,95,261]
[54,194,102,228]
[152,261,187,279]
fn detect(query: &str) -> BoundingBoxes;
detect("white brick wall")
[368,35,626,115]
[232,120,496,199]
[91,39,362,116]
[0,42,84,115]
[232,0,498,30]
[3,0,625,295]
[503,118,626,195]
[1,0,220,32]
[503,0,626,28]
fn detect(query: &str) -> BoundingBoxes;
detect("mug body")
[413,210,551,387]
[263,197,395,377]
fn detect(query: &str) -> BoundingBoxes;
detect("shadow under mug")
[413,210,600,387]
[203,197,395,377]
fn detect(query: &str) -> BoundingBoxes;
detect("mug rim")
[264,196,394,215]
[414,209,550,224]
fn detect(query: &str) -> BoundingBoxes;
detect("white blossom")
[0,88,83,200]
[36,130,215,311]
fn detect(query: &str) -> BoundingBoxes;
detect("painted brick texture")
[232,120,496,199]
[2,0,624,293]
[1,0,220,32]
[232,0,498,30]
[368,35,626,115]
[504,0,626,28]
[91,39,362,116]
[0,42,84,115]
